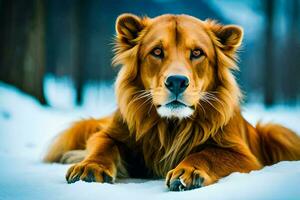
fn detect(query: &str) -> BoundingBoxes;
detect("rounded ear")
[215,25,243,49]
[116,13,143,46]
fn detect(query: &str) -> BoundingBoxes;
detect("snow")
[0,80,300,200]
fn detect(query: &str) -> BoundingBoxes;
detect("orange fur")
[44,14,300,191]
[43,117,112,163]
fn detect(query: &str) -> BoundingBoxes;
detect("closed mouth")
[157,100,193,109]
[165,100,187,108]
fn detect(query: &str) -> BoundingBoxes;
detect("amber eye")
[151,47,164,58]
[190,49,203,60]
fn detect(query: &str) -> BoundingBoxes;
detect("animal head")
[114,13,242,124]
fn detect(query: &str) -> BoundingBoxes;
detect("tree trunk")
[264,0,275,106]
[73,0,87,105]
[283,0,300,104]
[0,0,47,105]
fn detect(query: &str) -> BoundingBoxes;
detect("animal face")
[114,14,243,119]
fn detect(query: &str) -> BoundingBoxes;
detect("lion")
[44,13,300,191]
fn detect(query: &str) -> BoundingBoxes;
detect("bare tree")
[72,0,87,105]
[0,0,47,104]
[264,0,275,106]
[282,0,300,104]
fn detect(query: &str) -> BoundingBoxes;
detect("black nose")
[165,75,189,95]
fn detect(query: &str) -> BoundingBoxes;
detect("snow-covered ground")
[0,80,300,200]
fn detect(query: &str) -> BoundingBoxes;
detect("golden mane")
[112,19,243,177]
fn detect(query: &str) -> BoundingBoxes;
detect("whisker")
[131,89,148,95]
[134,97,153,116]
[131,91,152,103]
[197,102,206,116]
[202,92,225,108]
[200,97,221,113]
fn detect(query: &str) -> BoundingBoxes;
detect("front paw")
[166,166,208,191]
[66,161,115,184]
